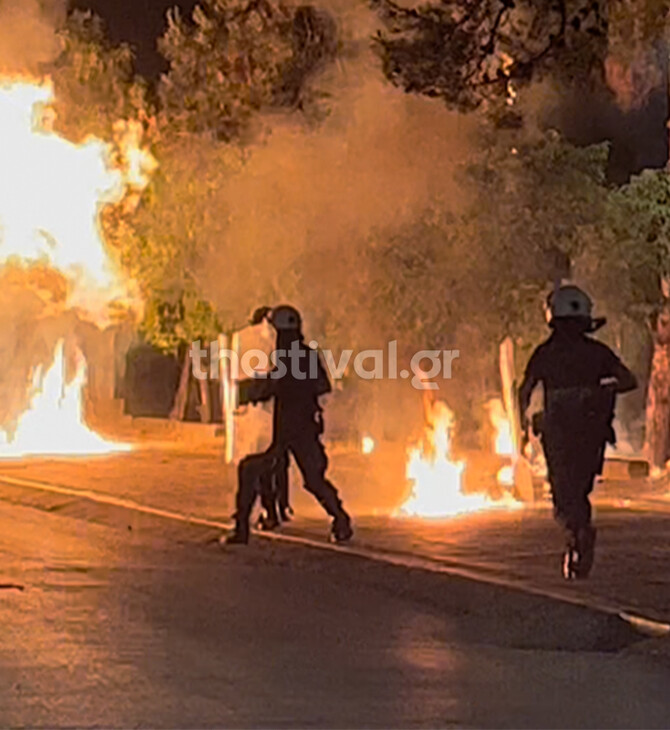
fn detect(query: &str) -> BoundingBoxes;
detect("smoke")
[0,0,66,75]
[197,2,478,341]
[190,2,481,457]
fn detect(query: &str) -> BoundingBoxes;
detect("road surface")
[0,497,669,728]
[2,449,670,622]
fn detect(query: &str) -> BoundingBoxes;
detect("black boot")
[561,526,596,580]
[562,532,579,580]
[256,512,280,532]
[574,526,596,579]
[224,520,250,545]
[330,512,353,544]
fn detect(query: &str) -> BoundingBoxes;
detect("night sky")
[71,0,198,77]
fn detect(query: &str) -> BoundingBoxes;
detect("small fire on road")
[397,397,520,519]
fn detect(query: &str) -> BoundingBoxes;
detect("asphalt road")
[2,449,670,623]
[0,499,669,728]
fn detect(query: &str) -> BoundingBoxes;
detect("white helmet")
[269,305,302,331]
[546,285,593,321]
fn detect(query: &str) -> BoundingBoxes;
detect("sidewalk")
[0,445,669,624]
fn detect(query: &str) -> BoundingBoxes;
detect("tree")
[606,0,670,110]
[158,0,337,141]
[121,0,340,419]
[370,0,670,117]
[45,12,225,420]
[106,131,238,421]
[48,11,151,143]
[370,0,670,454]
[363,133,613,435]
[370,0,608,115]
[595,170,670,468]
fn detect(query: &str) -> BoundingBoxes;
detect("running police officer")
[519,285,637,579]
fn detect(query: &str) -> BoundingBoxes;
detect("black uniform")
[519,322,636,563]
[257,450,291,529]
[231,335,351,543]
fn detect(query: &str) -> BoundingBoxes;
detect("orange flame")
[0,77,155,456]
[0,78,154,318]
[398,399,485,518]
[397,398,521,518]
[487,398,515,486]
[0,341,130,458]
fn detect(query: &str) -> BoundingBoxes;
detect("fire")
[489,398,514,456]
[488,398,515,486]
[0,341,130,458]
[0,79,152,315]
[497,465,514,486]
[397,398,522,518]
[0,77,155,456]
[398,400,488,518]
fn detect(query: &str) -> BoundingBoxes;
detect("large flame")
[0,77,154,456]
[0,341,129,458]
[0,78,153,314]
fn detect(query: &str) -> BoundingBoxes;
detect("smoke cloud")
[0,0,66,75]
[197,2,478,342]
[189,2,481,460]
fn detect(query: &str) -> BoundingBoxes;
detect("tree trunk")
[170,348,191,421]
[197,351,212,424]
[644,302,670,471]
[198,379,212,423]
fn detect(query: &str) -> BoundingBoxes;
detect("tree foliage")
[48,11,151,142]
[357,132,647,428]
[586,168,670,319]
[45,12,224,351]
[158,0,337,141]
[112,135,243,349]
[42,2,342,355]
[370,0,670,115]
[370,0,608,114]
[367,133,610,349]
[121,0,340,351]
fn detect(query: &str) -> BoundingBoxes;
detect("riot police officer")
[519,285,637,579]
[225,305,353,545]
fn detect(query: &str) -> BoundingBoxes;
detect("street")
[2,0,670,726]
[1,484,670,728]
